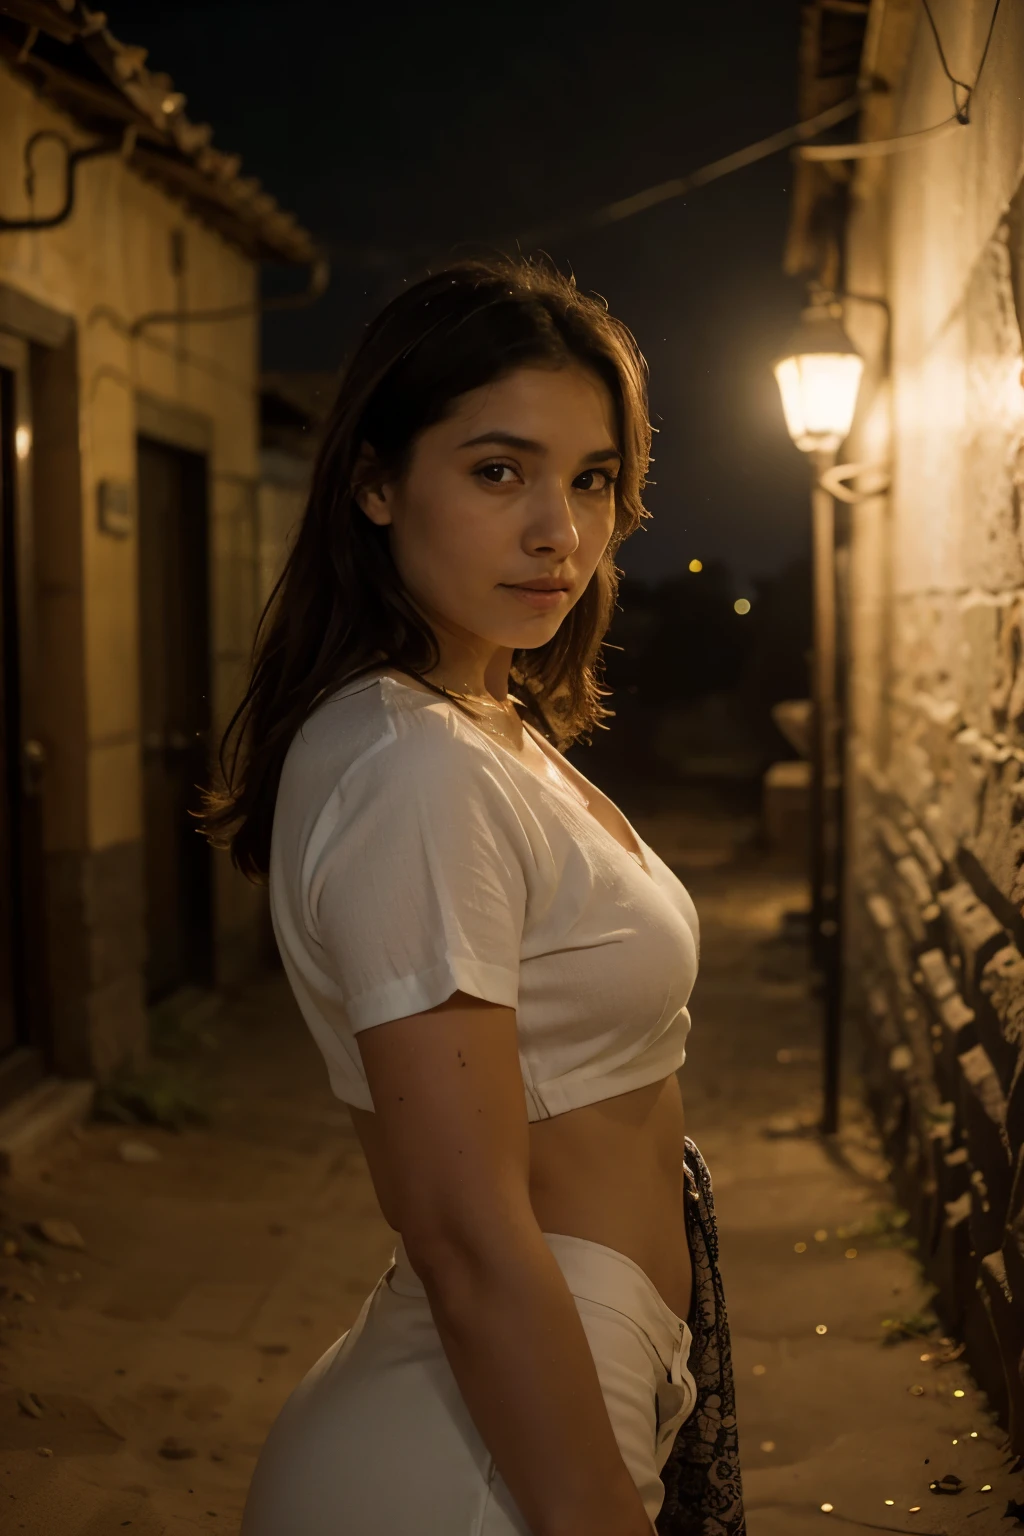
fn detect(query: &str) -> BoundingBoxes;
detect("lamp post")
[773,296,864,1136]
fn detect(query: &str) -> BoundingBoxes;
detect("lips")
[499,581,572,611]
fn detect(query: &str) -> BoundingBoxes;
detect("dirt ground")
[0,806,1020,1534]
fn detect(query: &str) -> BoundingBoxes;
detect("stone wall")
[843,0,1024,1449]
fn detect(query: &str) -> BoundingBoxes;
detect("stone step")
[0,1078,95,1177]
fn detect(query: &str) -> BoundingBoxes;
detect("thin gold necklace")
[380,667,524,747]
[444,683,525,746]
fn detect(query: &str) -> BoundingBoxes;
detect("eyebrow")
[457,431,622,465]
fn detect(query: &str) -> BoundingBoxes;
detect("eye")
[573,467,617,493]
[474,461,521,486]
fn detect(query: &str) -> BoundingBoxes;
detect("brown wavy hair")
[200,254,652,881]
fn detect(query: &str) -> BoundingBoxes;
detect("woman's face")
[357,364,621,658]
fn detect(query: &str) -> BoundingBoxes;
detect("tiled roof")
[0,0,317,265]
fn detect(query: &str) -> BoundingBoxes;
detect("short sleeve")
[307,716,529,1033]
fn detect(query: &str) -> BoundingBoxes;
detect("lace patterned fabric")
[656,1139,746,1536]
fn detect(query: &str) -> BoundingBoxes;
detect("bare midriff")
[347,667,694,1324]
[349,1074,692,1324]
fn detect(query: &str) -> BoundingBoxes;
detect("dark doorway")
[136,436,213,1004]
[0,333,48,1101]
[0,366,22,1057]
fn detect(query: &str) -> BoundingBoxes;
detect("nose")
[524,481,579,560]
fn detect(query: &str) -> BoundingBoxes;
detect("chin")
[517,623,565,650]
[492,616,567,651]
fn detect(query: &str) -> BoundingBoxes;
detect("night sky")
[109,1,813,590]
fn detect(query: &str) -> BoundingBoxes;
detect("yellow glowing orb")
[734,598,751,615]
[688,558,703,573]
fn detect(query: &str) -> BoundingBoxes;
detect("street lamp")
[774,306,864,454]
[774,296,864,1137]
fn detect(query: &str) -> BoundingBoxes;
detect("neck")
[424,638,515,702]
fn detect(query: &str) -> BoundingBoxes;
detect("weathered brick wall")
[843,1,1024,1449]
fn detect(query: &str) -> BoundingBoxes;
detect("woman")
[202,256,743,1535]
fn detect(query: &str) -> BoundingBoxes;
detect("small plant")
[93,1063,212,1132]
[148,989,222,1061]
[837,1206,916,1249]
[880,1311,938,1346]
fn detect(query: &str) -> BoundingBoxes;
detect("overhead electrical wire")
[800,0,1004,159]
[510,94,862,251]
[329,95,861,272]
[510,0,1004,247]
[332,0,1002,273]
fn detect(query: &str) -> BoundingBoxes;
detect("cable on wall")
[127,256,331,336]
[798,116,962,159]
[921,0,1002,123]
[797,0,1004,160]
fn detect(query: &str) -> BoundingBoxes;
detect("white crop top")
[269,673,700,1122]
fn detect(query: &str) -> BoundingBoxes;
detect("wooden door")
[136,436,213,1004]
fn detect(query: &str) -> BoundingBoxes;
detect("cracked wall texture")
[842,0,1024,1454]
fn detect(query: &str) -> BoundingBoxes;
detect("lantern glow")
[773,303,864,455]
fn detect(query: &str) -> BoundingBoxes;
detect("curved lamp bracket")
[817,460,890,504]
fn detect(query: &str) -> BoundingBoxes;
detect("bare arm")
[357,991,653,1536]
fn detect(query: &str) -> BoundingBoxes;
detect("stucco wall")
[0,63,268,1076]
[844,0,1024,1446]
[257,448,309,608]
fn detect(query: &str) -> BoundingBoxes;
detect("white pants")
[241,1231,697,1535]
